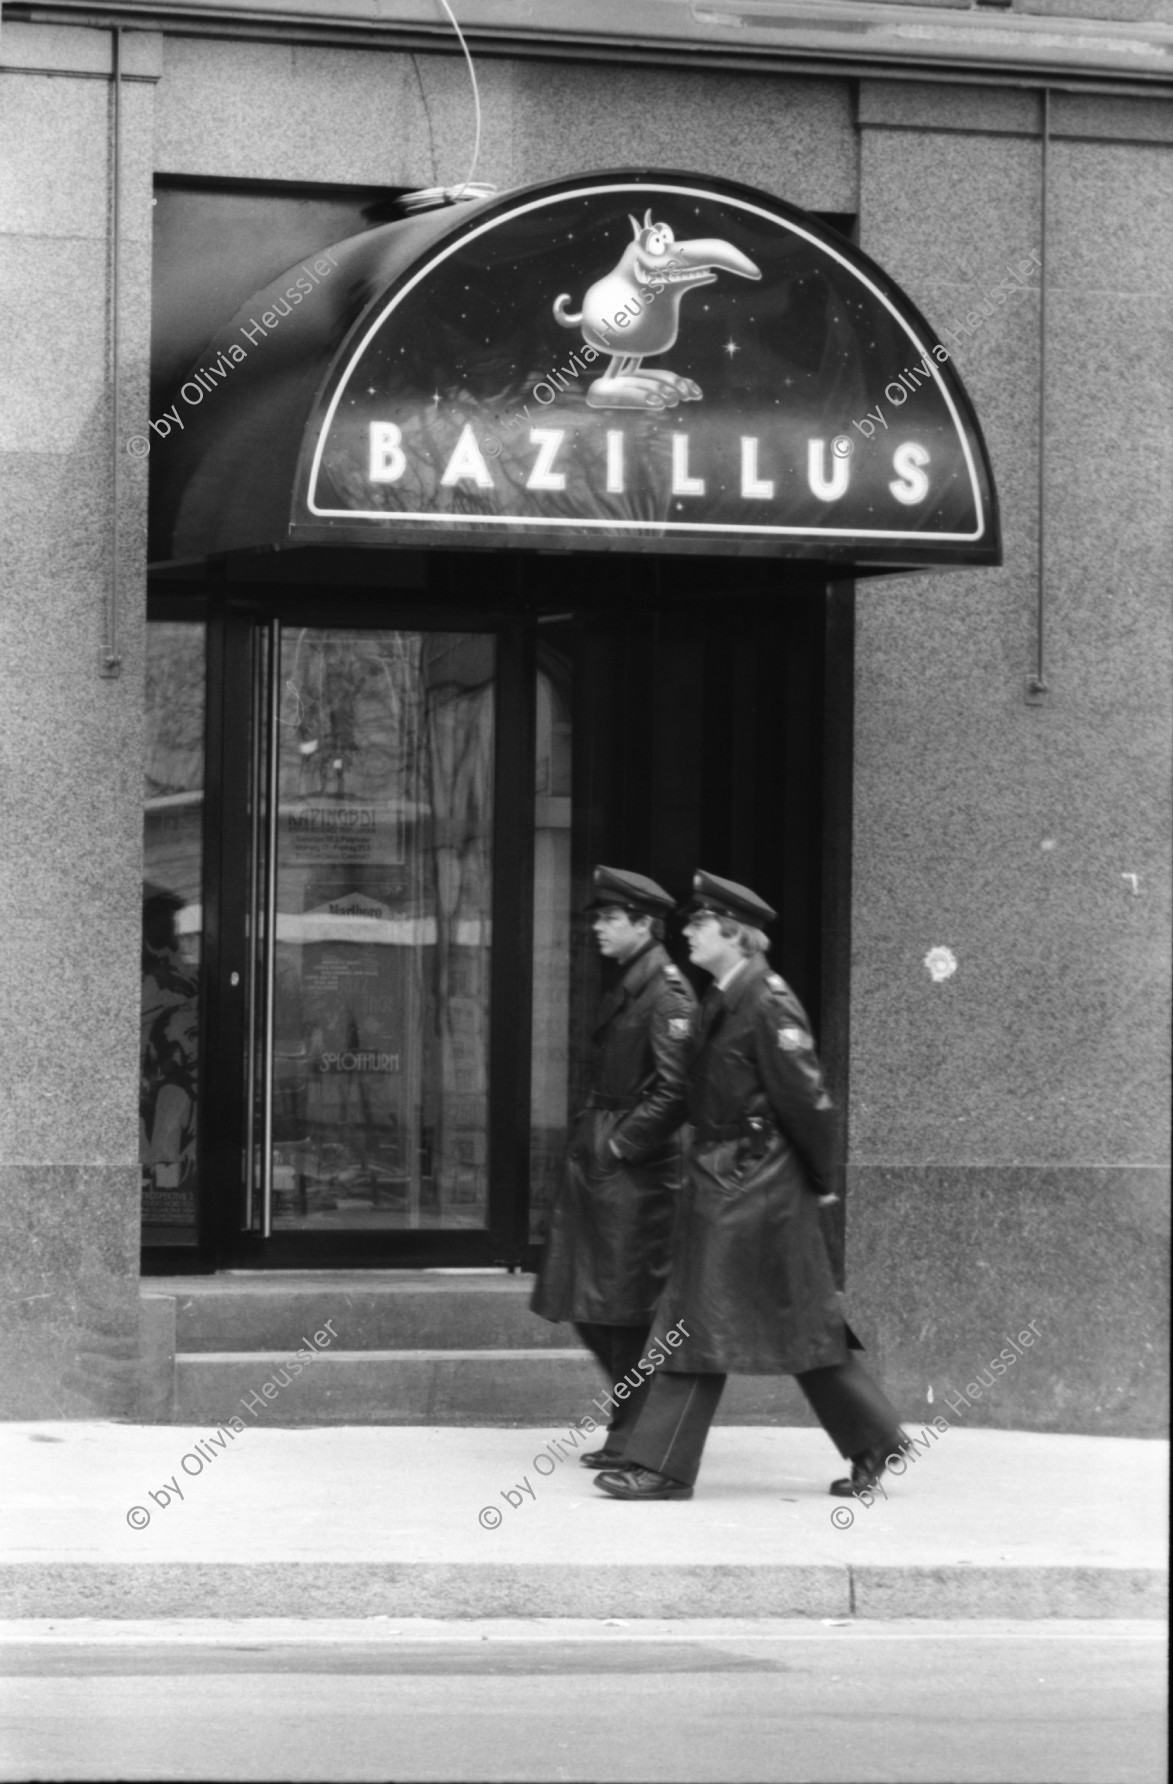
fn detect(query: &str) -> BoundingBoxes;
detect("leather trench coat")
[647,953,853,1375]
[531,941,696,1325]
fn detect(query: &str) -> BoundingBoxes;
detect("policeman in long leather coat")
[595,870,907,1501]
[531,866,696,1465]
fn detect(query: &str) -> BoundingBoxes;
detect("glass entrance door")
[246,625,499,1240]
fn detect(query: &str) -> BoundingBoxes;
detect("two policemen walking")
[533,866,907,1501]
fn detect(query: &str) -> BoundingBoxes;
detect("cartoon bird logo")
[553,210,761,410]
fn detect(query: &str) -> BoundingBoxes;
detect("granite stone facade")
[1,26,156,1417]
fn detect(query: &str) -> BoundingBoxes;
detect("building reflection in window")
[530,630,574,1241]
[268,629,495,1230]
[141,620,205,1244]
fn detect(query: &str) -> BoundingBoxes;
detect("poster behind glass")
[529,635,573,1241]
[141,621,205,1245]
[268,630,494,1230]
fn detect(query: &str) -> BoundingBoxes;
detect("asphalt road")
[0,1618,1165,1783]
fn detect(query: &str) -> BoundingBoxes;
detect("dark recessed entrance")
[141,553,846,1273]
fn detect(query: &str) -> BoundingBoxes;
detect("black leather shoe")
[594,1466,693,1501]
[829,1433,910,1497]
[580,1448,624,1469]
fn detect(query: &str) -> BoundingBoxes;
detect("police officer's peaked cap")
[584,865,676,917]
[683,870,777,927]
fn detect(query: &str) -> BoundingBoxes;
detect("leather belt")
[587,1094,638,1111]
[693,1117,775,1143]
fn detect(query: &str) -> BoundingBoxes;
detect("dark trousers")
[620,1354,904,1487]
[574,1321,652,1452]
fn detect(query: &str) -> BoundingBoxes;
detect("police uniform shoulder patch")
[662,964,682,982]
[777,1025,809,1052]
[766,973,788,993]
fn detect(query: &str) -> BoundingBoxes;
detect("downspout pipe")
[1027,85,1050,705]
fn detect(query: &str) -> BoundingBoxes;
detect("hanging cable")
[435,0,482,202]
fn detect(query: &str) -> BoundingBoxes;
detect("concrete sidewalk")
[0,1421,1165,1621]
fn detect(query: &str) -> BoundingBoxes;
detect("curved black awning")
[151,170,1000,570]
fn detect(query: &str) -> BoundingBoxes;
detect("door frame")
[198,586,536,1270]
[142,554,852,1279]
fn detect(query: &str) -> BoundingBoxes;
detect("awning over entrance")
[151,171,1000,569]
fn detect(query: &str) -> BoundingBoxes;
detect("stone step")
[152,1273,567,1353]
[171,1348,815,1427]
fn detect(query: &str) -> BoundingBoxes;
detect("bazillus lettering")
[527,428,567,492]
[808,438,849,501]
[741,436,774,500]
[440,425,494,489]
[889,442,930,505]
[605,429,624,494]
[671,433,704,496]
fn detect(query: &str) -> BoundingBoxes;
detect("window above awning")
[151,170,1001,571]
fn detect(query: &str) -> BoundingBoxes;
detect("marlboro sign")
[291,171,1000,565]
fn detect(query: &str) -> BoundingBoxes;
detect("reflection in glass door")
[249,628,495,1233]
[141,616,206,1248]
